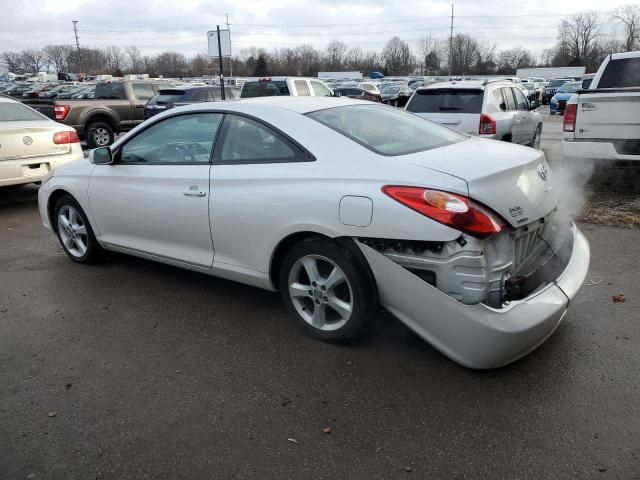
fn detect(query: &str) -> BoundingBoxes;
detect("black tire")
[279,238,375,342]
[53,195,104,264]
[85,121,114,148]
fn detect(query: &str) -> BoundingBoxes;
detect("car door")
[501,87,523,143]
[512,87,534,144]
[208,114,314,271]
[88,112,223,267]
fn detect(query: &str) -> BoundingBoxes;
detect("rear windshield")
[406,89,483,113]
[307,105,466,156]
[241,80,290,98]
[94,82,126,100]
[0,103,47,122]
[149,90,186,104]
[598,58,640,88]
[558,83,581,93]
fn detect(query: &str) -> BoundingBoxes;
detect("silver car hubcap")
[92,127,110,146]
[57,205,88,258]
[288,255,353,331]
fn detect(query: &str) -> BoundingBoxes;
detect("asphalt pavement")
[1,118,639,479]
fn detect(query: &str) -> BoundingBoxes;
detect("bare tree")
[125,45,144,73]
[43,44,73,73]
[20,48,47,73]
[498,46,533,72]
[382,37,414,75]
[416,34,444,74]
[449,34,479,74]
[324,40,348,71]
[1,51,24,73]
[612,5,640,51]
[559,11,600,65]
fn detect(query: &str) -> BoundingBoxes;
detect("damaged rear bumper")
[357,224,590,369]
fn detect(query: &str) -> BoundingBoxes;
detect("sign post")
[208,27,231,101]
[216,26,225,100]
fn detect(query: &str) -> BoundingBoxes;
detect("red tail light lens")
[479,113,496,135]
[53,131,80,145]
[54,105,70,120]
[563,104,577,132]
[382,186,506,238]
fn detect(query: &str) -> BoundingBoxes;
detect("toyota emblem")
[537,164,548,181]
[23,136,33,146]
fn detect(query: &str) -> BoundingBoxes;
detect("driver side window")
[120,113,223,164]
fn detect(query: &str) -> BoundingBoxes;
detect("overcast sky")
[0,0,634,58]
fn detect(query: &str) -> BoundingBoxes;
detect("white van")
[240,77,333,98]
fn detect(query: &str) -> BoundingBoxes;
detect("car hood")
[394,137,559,227]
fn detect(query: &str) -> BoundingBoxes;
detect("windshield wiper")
[438,107,461,111]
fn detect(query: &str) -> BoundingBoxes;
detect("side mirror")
[91,147,113,165]
[499,102,507,112]
[529,99,540,110]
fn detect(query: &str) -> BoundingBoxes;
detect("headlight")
[551,98,558,104]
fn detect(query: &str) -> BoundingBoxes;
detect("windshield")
[558,83,581,93]
[0,103,47,121]
[241,80,290,98]
[95,82,126,100]
[307,105,466,156]
[548,79,568,88]
[406,88,484,113]
[381,86,400,94]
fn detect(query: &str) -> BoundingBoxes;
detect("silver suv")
[405,80,543,148]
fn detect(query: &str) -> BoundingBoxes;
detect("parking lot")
[1,112,639,479]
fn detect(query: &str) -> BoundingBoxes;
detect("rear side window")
[0,103,47,121]
[95,82,126,100]
[132,83,156,100]
[406,89,483,114]
[310,81,332,96]
[598,58,640,88]
[294,80,311,96]
[502,88,516,110]
[241,81,290,98]
[487,88,505,113]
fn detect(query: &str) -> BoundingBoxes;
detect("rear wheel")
[54,195,103,263]
[85,121,114,148]
[279,238,375,342]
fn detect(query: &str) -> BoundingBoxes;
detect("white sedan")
[0,96,83,187]
[37,97,590,368]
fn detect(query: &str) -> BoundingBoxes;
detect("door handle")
[183,187,206,197]
[135,105,144,109]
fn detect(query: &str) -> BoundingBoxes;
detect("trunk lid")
[395,137,559,227]
[0,121,72,161]
[413,112,480,136]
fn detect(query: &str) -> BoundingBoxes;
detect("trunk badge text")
[537,164,548,181]
[23,136,33,146]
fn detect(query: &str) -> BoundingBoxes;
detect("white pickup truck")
[562,51,640,162]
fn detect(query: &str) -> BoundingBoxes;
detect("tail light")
[54,105,70,120]
[53,131,80,145]
[382,186,506,238]
[479,113,496,135]
[563,104,577,132]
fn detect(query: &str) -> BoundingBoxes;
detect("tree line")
[2,6,638,79]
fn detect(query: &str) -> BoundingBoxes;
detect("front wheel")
[54,195,104,263]
[279,238,375,342]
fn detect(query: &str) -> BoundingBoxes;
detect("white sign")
[208,29,231,58]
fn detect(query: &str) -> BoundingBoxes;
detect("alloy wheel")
[287,254,353,331]
[92,127,110,146]
[57,205,88,258]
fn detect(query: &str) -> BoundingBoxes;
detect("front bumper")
[0,148,83,187]
[357,224,590,369]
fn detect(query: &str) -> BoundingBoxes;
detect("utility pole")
[226,13,233,77]
[448,3,454,76]
[216,25,226,100]
[72,20,82,76]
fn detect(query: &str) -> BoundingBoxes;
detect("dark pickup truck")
[23,80,160,148]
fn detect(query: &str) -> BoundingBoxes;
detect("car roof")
[170,96,367,115]
[419,80,511,91]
